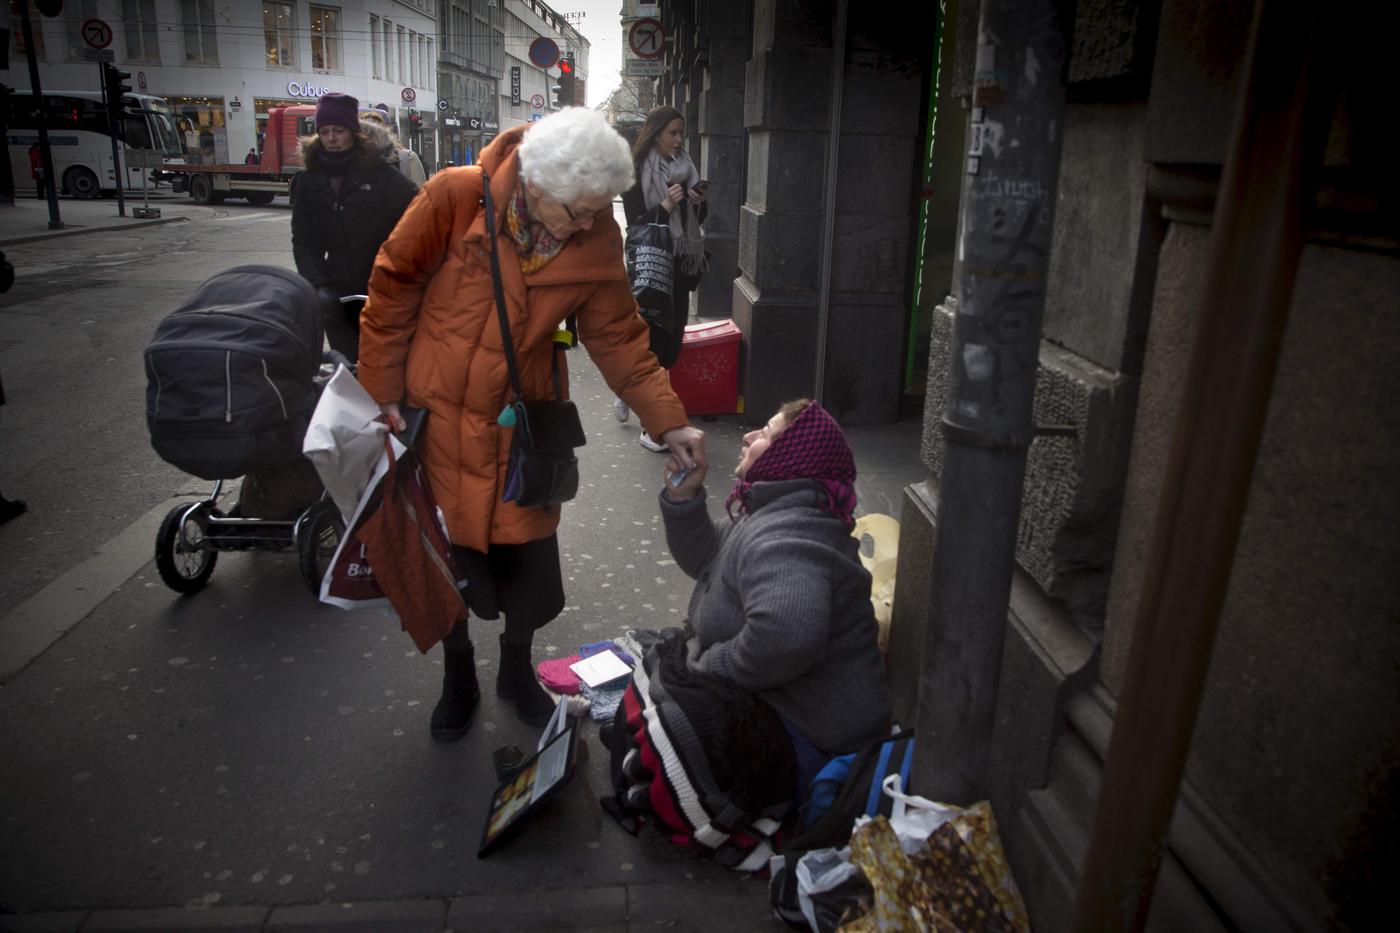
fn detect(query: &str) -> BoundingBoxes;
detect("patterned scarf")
[505,173,565,275]
[725,403,858,526]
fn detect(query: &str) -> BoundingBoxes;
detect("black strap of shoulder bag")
[479,167,585,509]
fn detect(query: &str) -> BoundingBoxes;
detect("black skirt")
[451,534,565,628]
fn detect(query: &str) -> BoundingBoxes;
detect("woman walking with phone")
[616,106,709,452]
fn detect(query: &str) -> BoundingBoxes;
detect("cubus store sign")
[287,80,338,99]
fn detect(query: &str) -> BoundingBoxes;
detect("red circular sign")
[528,37,560,69]
[628,18,666,60]
[81,18,113,50]
[401,87,417,104]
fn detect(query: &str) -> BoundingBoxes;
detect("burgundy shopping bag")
[356,440,467,652]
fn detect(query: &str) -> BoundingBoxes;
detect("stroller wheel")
[297,500,344,597]
[155,504,218,594]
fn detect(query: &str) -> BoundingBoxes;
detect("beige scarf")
[640,148,707,277]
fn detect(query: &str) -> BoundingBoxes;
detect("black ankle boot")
[495,634,556,727]
[430,644,481,741]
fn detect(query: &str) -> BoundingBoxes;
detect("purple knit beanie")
[315,93,360,132]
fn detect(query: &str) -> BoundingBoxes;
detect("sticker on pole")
[628,19,666,60]
[82,18,113,50]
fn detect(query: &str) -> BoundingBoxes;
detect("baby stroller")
[144,264,360,597]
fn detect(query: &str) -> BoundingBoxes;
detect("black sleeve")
[622,182,659,227]
[386,169,418,228]
[290,175,331,288]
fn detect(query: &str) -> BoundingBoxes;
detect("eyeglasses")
[558,198,606,223]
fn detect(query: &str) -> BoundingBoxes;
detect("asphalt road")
[0,201,924,921]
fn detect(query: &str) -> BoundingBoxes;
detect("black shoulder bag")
[481,168,587,509]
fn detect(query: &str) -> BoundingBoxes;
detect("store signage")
[287,80,336,98]
[483,119,499,131]
[510,66,521,106]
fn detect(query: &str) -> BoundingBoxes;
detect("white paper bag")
[302,365,388,522]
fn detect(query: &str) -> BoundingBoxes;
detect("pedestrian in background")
[615,106,709,452]
[28,143,43,200]
[359,110,427,186]
[243,148,258,165]
[290,93,418,361]
[357,107,706,739]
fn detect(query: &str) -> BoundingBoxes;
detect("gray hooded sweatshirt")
[660,479,892,754]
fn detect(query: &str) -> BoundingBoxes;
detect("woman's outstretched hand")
[662,426,707,502]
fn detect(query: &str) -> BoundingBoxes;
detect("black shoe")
[0,498,26,526]
[430,644,481,741]
[495,634,556,727]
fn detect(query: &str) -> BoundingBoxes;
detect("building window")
[181,0,219,64]
[9,0,45,58]
[370,15,381,79]
[397,25,407,85]
[64,0,100,61]
[408,31,418,88]
[264,1,296,68]
[310,5,340,72]
[384,19,394,83]
[122,0,160,63]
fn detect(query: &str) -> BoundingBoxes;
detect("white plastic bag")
[852,773,961,851]
[302,364,388,522]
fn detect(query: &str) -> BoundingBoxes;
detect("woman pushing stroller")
[291,93,418,361]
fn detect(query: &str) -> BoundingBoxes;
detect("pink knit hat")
[315,93,360,132]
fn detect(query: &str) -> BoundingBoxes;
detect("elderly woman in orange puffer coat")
[358,107,706,740]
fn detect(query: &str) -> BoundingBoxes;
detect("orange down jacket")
[356,126,689,552]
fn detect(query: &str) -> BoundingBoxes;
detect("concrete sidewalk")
[0,193,216,246]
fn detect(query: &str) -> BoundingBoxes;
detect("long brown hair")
[631,105,684,176]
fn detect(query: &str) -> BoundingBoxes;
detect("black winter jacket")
[291,146,417,298]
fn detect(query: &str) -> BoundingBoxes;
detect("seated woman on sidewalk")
[604,399,891,868]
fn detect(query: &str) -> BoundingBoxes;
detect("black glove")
[314,285,341,321]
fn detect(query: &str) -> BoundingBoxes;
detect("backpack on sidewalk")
[769,729,915,929]
[145,265,324,480]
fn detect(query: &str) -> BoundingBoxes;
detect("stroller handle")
[323,349,353,369]
[339,294,368,305]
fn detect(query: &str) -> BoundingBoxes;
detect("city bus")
[5,90,183,198]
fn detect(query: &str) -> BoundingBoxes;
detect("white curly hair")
[517,107,634,204]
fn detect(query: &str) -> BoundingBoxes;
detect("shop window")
[264,0,296,68]
[180,0,219,64]
[122,0,160,63]
[10,0,47,59]
[310,5,341,72]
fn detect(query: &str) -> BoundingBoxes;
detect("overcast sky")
[563,0,627,108]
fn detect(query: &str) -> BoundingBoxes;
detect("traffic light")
[102,63,131,119]
[554,57,576,107]
[408,110,423,138]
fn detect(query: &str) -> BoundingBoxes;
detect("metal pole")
[19,1,63,229]
[913,0,1070,805]
[1070,1,1336,928]
[812,0,848,405]
[106,69,127,218]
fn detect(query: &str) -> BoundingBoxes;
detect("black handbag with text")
[481,168,586,509]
